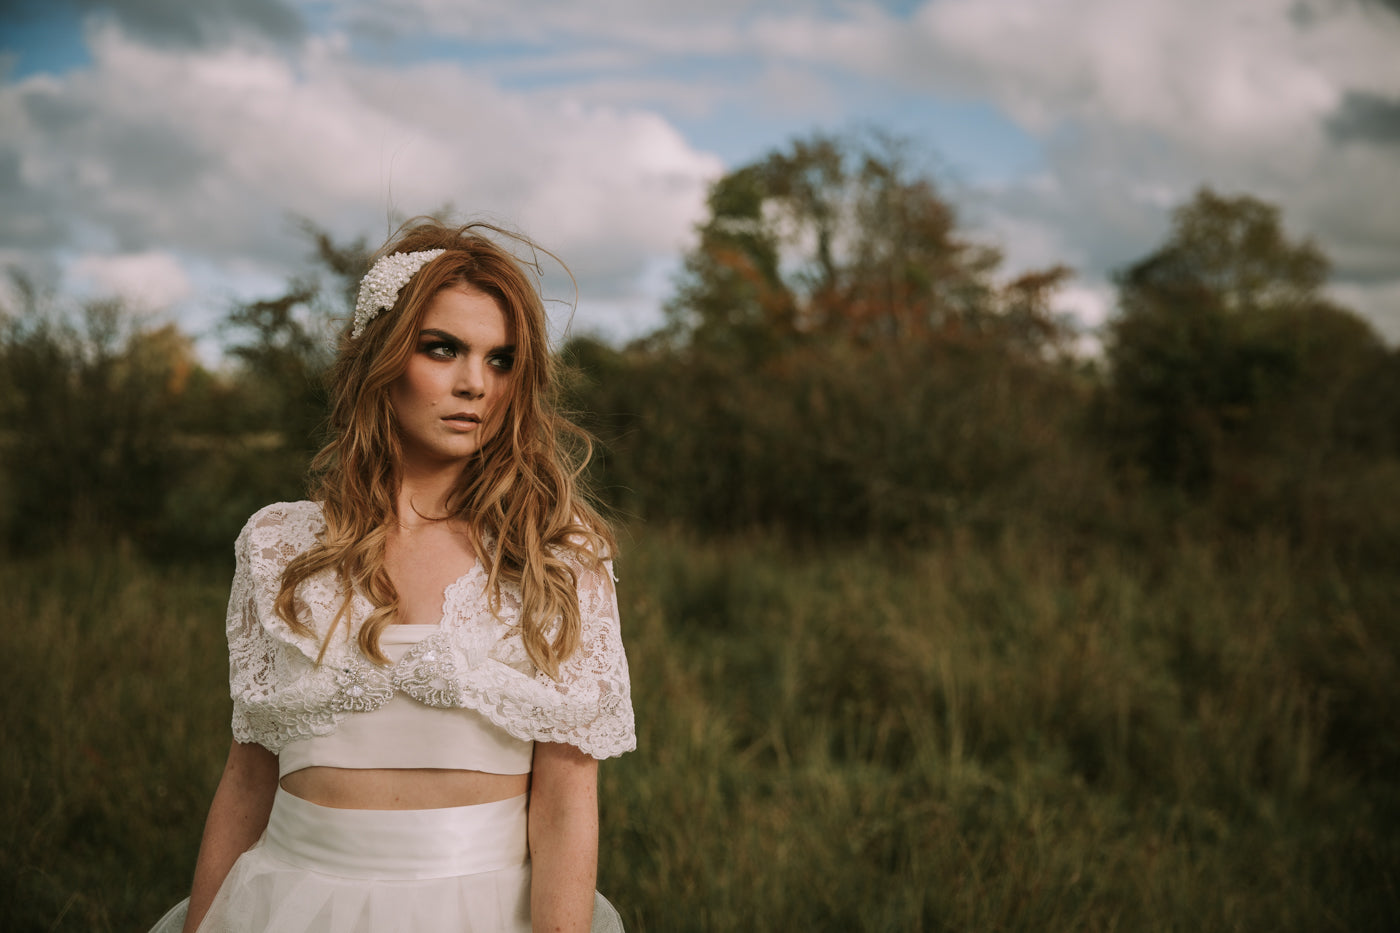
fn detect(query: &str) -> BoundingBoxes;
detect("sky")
[1,0,1398,354]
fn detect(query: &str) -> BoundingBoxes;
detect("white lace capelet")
[226,501,636,759]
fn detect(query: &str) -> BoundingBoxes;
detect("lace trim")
[226,502,635,759]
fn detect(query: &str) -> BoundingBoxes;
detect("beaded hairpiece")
[351,249,447,339]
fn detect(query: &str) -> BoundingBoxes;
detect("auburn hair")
[273,217,614,678]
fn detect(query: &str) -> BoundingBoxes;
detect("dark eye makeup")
[416,329,515,370]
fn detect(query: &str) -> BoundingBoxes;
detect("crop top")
[226,501,636,761]
[276,625,535,778]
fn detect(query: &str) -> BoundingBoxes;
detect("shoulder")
[239,500,324,536]
[235,500,326,565]
[557,511,616,564]
[242,499,324,532]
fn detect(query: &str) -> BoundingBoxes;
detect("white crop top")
[278,625,535,779]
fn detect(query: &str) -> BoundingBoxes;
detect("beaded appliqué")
[351,249,445,338]
[393,637,467,707]
[330,663,393,712]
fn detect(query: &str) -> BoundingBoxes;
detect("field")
[2,524,1397,931]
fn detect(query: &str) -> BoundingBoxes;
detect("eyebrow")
[417,328,515,355]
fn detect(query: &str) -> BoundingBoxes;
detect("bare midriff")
[279,767,530,810]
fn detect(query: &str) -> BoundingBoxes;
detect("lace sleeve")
[226,516,274,746]
[225,504,326,752]
[532,557,636,759]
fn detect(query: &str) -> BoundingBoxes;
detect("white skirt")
[150,789,623,933]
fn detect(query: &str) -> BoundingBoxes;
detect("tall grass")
[4,526,1396,931]
[1,546,230,930]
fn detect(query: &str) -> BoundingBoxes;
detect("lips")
[442,412,481,426]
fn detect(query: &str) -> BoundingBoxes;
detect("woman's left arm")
[528,741,600,933]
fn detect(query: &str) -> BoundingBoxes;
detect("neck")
[395,460,468,527]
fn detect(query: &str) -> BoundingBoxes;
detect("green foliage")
[0,222,363,558]
[0,296,203,552]
[219,285,333,505]
[1106,190,1336,488]
[570,134,1099,543]
[664,133,1005,352]
[1102,189,1400,559]
[567,332,1103,542]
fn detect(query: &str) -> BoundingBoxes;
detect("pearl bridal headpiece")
[351,249,446,339]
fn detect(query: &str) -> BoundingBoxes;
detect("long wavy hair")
[273,218,614,678]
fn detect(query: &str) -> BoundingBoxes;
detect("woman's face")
[389,286,515,471]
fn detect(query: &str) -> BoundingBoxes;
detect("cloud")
[1362,0,1400,17]
[736,0,1400,334]
[2,0,1396,344]
[1333,277,1400,341]
[0,19,722,338]
[1327,91,1400,145]
[75,0,306,49]
[334,0,783,47]
[69,249,193,311]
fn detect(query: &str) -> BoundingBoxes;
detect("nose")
[454,359,485,401]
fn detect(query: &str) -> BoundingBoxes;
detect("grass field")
[3,525,1397,931]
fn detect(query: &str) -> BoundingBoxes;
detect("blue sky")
[4,4,89,76]
[2,0,1398,349]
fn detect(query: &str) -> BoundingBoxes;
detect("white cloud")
[722,0,1400,334]
[3,0,1397,346]
[0,19,722,342]
[1055,279,1114,329]
[908,0,1340,137]
[69,250,194,311]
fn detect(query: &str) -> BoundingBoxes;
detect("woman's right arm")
[181,739,279,933]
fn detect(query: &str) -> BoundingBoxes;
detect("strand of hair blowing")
[272,219,614,679]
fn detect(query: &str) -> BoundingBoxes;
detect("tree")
[663,133,1023,352]
[0,291,204,550]
[1104,189,1387,517]
[572,133,1093,540]
[216,223,372,505]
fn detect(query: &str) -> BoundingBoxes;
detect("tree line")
[3,133,1397,563]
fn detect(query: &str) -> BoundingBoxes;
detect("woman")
[152,219,634,933]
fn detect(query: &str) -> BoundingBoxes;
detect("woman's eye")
[489,353,515,372]
[424,342,456,359]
